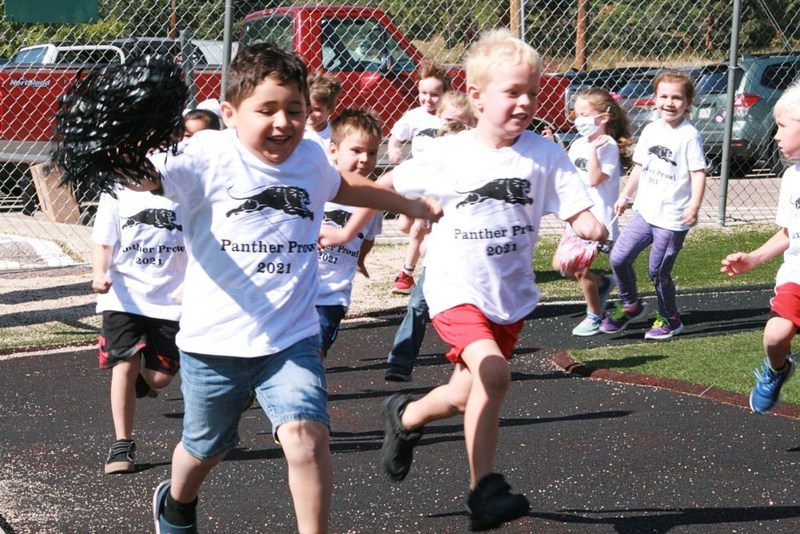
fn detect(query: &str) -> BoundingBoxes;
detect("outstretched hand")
[720,252,755,277]
[406,196,442,223]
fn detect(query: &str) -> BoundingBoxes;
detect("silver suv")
[692,53,800,176]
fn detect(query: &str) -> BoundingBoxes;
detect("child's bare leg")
[277,420,333,534]
[403,220,427,271]
[169,441,226,503]
[140,366,174,389]
[397,214,414,234]
[577,270,600,315]
[459,339,510,488]
[110,358,139,439]
[402,364,473,429]
[763,316,797,369]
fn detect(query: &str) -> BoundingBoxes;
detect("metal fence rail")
[0,0,796,269]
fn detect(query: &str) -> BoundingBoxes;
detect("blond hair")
[464,29,541,90]
[575,87,633,168]
[437,91,476,127]
[774,80,800,121]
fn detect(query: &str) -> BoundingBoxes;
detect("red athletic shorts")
[770,282,800,328]
[431,304,525,365]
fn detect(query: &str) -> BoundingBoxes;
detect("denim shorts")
[179,336,329,460]
[316,304,347,352]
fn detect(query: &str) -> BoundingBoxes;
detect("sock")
[771,360,790,374]
[163,493,198,527]
[402,265,415,277]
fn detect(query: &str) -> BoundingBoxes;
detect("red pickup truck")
[0,5,571,213]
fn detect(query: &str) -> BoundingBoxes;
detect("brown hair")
[418,58,452,92]
[308,71,343,109]
[652,69,696,107]
[330,108,383,147]
[575,86,633,168]
[224,43,309,108]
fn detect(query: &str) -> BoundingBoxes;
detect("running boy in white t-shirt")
[721,81,800,414]
[120,44,440,533]
[316,108,384,358]
[377,29,607,531]
[387,59,451,294]
[91,187,186,474]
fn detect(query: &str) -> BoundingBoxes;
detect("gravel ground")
[0,243,412,350]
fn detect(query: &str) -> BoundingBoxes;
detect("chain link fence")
[0,0,797,269]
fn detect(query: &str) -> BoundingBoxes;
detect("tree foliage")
[0,0,799,66]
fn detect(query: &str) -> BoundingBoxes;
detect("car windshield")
[617,78,653,98]
[695,67,728,95]
[12,47,48,64]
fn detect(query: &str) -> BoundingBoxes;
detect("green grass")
[533,224,781,299]
[535,223,800,405]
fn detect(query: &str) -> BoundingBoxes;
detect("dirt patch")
[0,243,412,351]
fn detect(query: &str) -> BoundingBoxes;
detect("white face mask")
[574,115,601,138]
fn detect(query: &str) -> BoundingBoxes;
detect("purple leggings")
[609,212,687,318]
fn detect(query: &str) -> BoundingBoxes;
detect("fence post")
[718,0,742,226]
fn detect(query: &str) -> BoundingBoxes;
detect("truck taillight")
[632,97,655,109]
[734,94,760,109]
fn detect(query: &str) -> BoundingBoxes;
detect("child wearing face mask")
[556,87,633,336]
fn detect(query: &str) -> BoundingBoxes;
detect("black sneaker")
[466,473,530,531]
[105,439,136,474]
[135,373,158,399]
[380,394,422,481]
[384,365,412,382]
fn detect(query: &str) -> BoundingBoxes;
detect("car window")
[617,79,653,98]
[761,62,800,90]
[695,69,728,95]
[12,47,48,64]
[322,17,414,73]
[240,15,294,51]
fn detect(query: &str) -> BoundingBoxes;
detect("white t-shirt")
[91,187,187,321]
[151,128,341,357]
[568,136,621,240]
[393,130,593,323]
[390,106,443,157]
[317,202,383,307]
[774,164,800,287]
[632,119,706,231]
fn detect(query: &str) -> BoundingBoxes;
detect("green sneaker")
[572,316,601,337]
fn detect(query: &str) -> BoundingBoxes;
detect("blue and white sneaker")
[750,356,796,414]
[153,480,197,534]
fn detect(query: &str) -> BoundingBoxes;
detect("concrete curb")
[553,349,800,420]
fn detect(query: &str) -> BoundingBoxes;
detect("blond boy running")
[378,30,607,531]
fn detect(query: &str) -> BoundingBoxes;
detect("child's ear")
[220,101,237,129]
[328,143,338,162]
[467,84,483,113]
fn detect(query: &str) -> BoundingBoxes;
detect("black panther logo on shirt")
[455,178,533,209]
[574,157,588,172]
[648,145,678,166]
[121,209,182,231]
[415,128,439,139]
[793,196,800,209]
[226,186,314,219]
[322,209,351,228]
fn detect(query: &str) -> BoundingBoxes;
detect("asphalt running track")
[4,287,800,533]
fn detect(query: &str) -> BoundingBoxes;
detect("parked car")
[690,53,800,176]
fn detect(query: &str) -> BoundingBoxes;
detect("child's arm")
[721,228,789,277]
[357,238,375,278]
[388,135,405,165]
[614,163,641,215]
[335,170,441,222]
[566,209,608,243]
[585,135,611,187]
[682,169,707,227]
[318,207,380,248]
[91,242,114,294]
